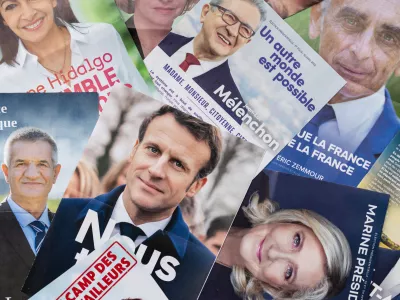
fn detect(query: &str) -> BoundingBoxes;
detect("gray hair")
[231,192,352,300]
[3,127,58,166]
[210,0,268,24]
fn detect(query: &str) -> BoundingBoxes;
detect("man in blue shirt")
[0,127,61,299]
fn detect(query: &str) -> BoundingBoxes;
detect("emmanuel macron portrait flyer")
[144,0,346,170]
[21,89,265,300]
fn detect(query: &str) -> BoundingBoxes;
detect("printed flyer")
[0,0,153,110]
[371,257,400,300]
[199,170,389,300]
[115,0,324,60]
[144,0,346,168]
[357,133,400,300]
[22,87,265,300]
[0,93,98,299]
[359,132,400,251]
[30,237,169,300]
[266,0,400,187]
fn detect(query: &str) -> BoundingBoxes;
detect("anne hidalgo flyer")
[143,0,346,169]
[0,0,155,111]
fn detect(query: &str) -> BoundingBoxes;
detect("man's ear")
[53,164,61,184]
[309,2,323,40]
[1,164,9,183]
[129,140,140,162]
[186,177,208,198]
[200,4,211,23]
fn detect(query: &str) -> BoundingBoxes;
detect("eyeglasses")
[211,4,256,39]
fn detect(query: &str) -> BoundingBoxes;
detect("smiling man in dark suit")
[0,127,61,299]
[23,106,223,300]
[159,0,266,123]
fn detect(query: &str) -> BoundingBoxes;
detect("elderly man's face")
[1,141,61,202]
[310,0,400,101]
[199,0,261,60]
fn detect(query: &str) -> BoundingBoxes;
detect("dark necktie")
[179,53,201,72]
[309,105,336,131]
[119,222,146,243]
[28,220,46,254]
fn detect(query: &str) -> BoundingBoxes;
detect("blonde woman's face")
[0,0,57,43]
[240,223,326,291]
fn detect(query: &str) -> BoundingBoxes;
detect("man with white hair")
[268,0,400,186]
[0,127,61,299]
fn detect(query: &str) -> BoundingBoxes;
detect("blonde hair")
[231,192,352,300]
[101,159,130,193]
[67,160,101,198]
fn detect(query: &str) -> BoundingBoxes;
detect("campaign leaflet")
[356,133,400,299]
[0,93,98,299]
[114,0,323,60]
[266,0,400,187]
[30,236,169,300]
[22,86,266,300]
[199,170,389,300]
[358,132,400,251]
[0,0,155,111]
[370,258,400,300]
[143,0,346,169]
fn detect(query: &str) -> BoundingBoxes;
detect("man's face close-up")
[200,0,261,59]
[124,113,211,215]
[312,0,400,101]
[2,140,60,202]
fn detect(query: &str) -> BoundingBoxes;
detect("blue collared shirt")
[7,197,50,255]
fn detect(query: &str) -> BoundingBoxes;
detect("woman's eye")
[285,265,293,280]
[5,4,17,10]
[293,233,301,248]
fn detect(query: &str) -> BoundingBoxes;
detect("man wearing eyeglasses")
[159,0,267,124]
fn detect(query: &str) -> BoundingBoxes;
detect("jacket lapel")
[357,89,400,158]
[140,206,189,261]
[0,200,35,266]
[74,185,125,251]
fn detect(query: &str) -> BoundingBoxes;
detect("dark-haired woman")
[0,0,148,101]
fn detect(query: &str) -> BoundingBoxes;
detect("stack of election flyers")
[1,0,400,299]
[143,0,346,170]
[22,88,265,299]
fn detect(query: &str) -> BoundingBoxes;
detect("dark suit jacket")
[159,32,248,124]
[267,89,400,186]
[0,199,53,300]
[22,185,215,300]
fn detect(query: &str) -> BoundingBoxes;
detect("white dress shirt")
[110,193,171,246]
[170,39,227,78]
[0,22,149,107]
[318,87,386,153]
[6,196,50,255]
